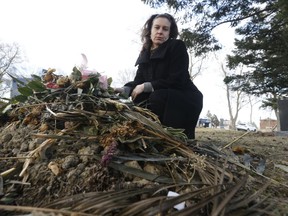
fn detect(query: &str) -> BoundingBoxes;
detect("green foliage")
[141,0,224,55]
[27,80,46,92]
[142,0,264,54]
[1,74,47,111]
[225,3,288,107]
[17,86,34,96]
[12,94,29,103]
[180,28,221,56]
[16,74,46,95]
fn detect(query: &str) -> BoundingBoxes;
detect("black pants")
[133,89,203,139]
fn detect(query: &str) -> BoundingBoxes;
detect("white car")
[236,123,257,132]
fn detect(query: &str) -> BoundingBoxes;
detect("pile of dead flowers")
[0,67,287,215]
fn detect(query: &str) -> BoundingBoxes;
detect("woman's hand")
[131,84,144,100]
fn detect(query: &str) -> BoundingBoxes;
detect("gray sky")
[1,0,156,73]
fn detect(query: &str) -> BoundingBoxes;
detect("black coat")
[127,39,198,91]
[125,39,203,139]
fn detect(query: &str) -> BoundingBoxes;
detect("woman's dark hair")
[141,13,179,50]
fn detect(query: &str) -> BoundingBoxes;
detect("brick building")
[259,118,277,131]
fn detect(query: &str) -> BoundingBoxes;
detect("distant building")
[259,118,277,131]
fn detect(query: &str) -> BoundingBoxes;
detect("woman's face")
[150,17,171,49]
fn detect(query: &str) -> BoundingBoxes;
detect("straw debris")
[0,68,287,215]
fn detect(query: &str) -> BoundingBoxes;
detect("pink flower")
[45,82,60,89]
[99,75,108,90]
[81,69,94,81]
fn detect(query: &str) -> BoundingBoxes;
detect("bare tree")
[0,42,24,98]
[247,95,260,124]
[221,63,247,130]
[222,63,261,129]
[188,49,207,80]
[114,68,136,86]
[0,42,23,80]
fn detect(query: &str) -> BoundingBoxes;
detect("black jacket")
[125,39,199,93]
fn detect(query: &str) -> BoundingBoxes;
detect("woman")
[117,13,203,139]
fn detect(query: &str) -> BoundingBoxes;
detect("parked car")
[198,118,211,128]
[236,123,257,132]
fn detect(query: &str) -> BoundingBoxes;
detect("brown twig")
[221,130,250,150]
